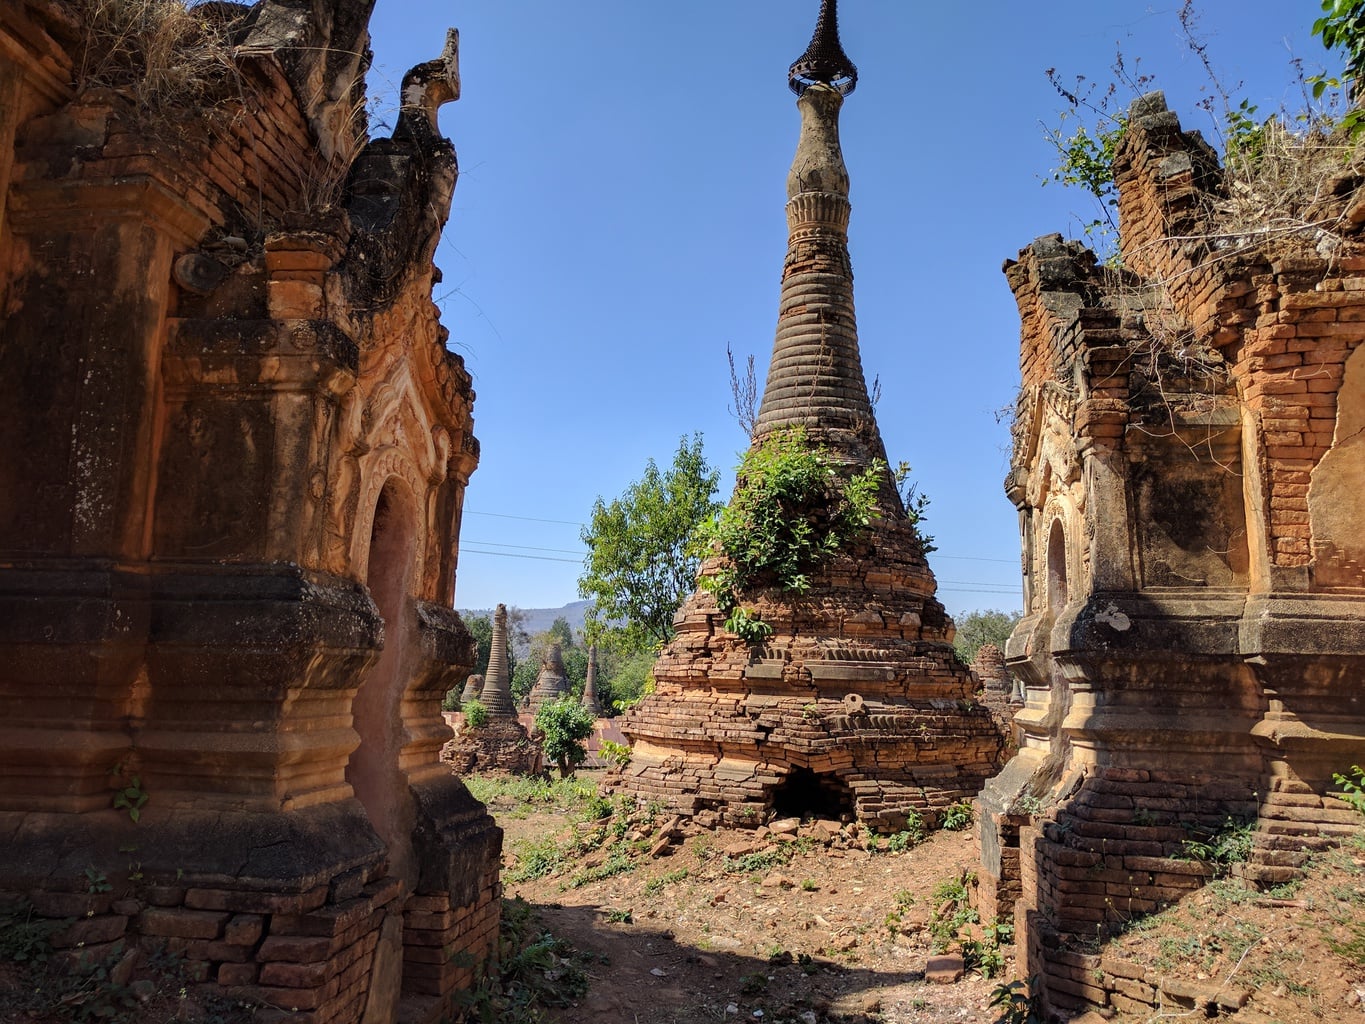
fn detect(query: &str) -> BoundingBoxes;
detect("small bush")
[462,699,489,729]
[1333,764,1365,816]
[598,739,632,768]
[535,698,596,778]
[1179,816,1256,876]
[940,801,974,831]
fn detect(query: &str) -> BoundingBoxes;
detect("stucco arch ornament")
[337,351,460,589]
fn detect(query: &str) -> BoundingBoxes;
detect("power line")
[464,509,584,527]
[462,547,582,564]
[465,539,585,555]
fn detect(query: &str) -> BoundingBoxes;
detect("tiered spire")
[757,0,892,499]
[581,645,602,716]
[477,604,517,717]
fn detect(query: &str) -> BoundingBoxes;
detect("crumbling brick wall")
[0,3,499,1021]
[979,92,1365,1015]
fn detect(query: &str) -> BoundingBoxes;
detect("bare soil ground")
[485,770,1365,1024]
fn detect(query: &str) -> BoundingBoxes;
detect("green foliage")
[464,773,597,814]
[928,872,980,953]
[1333,764,1365,815]
[722,847,794,875]
[0,905,61,964]
[110,766,148,823]
[1178,815,1256,875]
[696,427,884,642]
[940,801,975,831]
[466,611,494,677]
[462,698,489,730]
[598,647,655,714]
[534,698,596,778]
[1314,0,1365,105]
[597,739,632,769]
[953,608,1023,667]
[579,434,721,649]
[989,977,1043,1024]
[700,427,883,593]
[644,868,689,895]
[453,897,589,1022]
[892,460,936,553]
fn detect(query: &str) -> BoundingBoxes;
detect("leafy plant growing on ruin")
[989,977,1044,1024]
[696,426,884,644]
[462,698,489,730]
[940,801,975,831]
[110,764,148,823]
[1333,764,1365,815]
[1178,815,1256,875]
[1045,0,1365,263]
[597,739,632,769]
[452,897,589,1021]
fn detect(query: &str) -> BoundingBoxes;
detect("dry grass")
[66,0,238,115]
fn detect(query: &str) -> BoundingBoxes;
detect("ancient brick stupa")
[526,642,571,715]
[608,0,1003,831]
[445,604,541,774]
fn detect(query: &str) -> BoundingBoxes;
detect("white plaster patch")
[1094,603,1131,631]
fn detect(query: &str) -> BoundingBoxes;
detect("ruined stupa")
[461,672,485,704]
[608,0,1003,831]
[445,603,542,774]
[478,603,519,718]
[526,642,571,715]
[970,643,1009,695]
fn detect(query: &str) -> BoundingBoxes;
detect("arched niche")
[1047,517,1069,616]
[346,477,420,887]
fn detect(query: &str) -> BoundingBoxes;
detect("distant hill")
[457,599,591,641]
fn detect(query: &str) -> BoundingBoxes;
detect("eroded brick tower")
[609,0,1003,831]
[0,3,500,1019]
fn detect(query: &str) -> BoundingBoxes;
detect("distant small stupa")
[526,642,571,716]
[581,644,603,716]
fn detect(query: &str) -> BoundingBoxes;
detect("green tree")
[1315,0,1365,98]
[465,612,493,677]
[534,698,596,778]
[579,435,721,649]
[596,647,656,713]
[952,609,1023,667]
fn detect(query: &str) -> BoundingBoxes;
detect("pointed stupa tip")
[789,0,857,96]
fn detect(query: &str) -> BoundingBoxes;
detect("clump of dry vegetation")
[64,0,240,114]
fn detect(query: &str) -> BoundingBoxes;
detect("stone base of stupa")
[443,717,544,776]
[607,540,1006,833]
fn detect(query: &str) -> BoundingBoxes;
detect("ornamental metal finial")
[788,0,857,96]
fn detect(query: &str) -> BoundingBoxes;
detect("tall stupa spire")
[477,604,517,718]
[755,2,889,486]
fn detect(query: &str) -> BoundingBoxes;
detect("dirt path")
[489,773,1005,1024]
[484,771,1365,1024]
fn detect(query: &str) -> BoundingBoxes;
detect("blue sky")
[364,2,1339,616]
